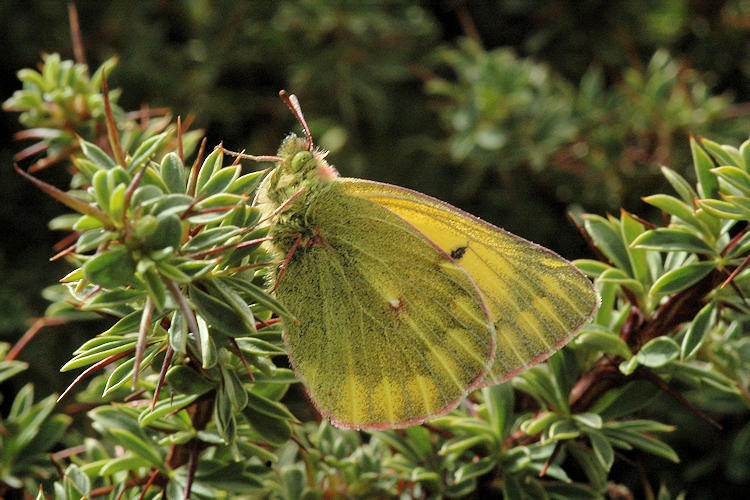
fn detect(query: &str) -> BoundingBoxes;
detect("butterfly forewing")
[339,178,599,385]
[276,183,495,429]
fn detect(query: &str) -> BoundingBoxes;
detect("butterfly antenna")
[220,146,281,164]
[279,90,314,151]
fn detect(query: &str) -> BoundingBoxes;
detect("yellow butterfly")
[253,92,599,430]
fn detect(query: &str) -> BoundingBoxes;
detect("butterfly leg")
[271,232,303,293]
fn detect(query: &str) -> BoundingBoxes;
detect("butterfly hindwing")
[339,178,599,385]
[275,182,495,429]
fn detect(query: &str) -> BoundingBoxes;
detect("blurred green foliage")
[3,1,750,498]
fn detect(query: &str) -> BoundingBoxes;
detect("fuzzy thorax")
[255,133,339,259]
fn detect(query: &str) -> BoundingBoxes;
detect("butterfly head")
[276,133,338,182]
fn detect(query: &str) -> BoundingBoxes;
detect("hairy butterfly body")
[255,97,598,429]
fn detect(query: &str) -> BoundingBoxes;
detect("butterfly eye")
[290,151,314,173]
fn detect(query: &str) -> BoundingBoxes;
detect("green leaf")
[92,169,111,212]
[700,137,742,168]
[108,183,127,221]
[502,474,524,500]
[516,365,568,413]
[227,171,265,195]
[636,337,680,367]
[726,231,750,259]
[195,148,223,195]
[547,419,580,441]
[76,228,114,253]
[604,428,679,463]
[193,193,245,210]
[214,384,236,442]
[62,337,135,371]
[107,427,165,468]
[99,455,152,476]
[131,185,164,208]
[544,483,602,499]
[103,345,159,395]
[221,277,294,320]
[571,259,612,277]
[190,284,255,337]
[370,430,421,463]
[632,228,715,255]
[20,413,71,458]
[142,214,184,250]
[156,260,192,283]
[649,261,715,296]
[196,315,217,369]
[410,466,441,483]
[279,465,305,500]
[598,267,644,293]
[83,246,136,288]
[82,288,143,310]
[197,165,240,197]
[138,393,199,427]
[567,442,607,492]
[207,279,257,333]
[0,360,28,384]
[139,264,167,310]
[573,327,632,359]
[404,425,435,461]
[699,198,750,219]
[621,212,649,285]
[522,411,561,435]
[583,214,632,276]
[573,413,603,429]
[161,152,187,193]
[661,166,698,205]
[148,193,194,217]
[181,227,243,253]
[587,429,614,471]
[80,138,117,170]
[692,136,719,199]
[681,301,716,360]
[234,337,285,355]
[439,435,486,456]
[245,388,296,420]
[642,194,702,228]
[482,382,514,440]
[454,456,496,482]
[711,166,750,195]
[590,380,659,420]
[127,132,168,173]
[64,464,91,498]
[221,368,249,412]
[619,356,640,375]
[165,365,214,395]
[243,404,291,445]
[168,310,188,353]
[73,214,104,231]
[663,360,739,394]
[49,213,82,230]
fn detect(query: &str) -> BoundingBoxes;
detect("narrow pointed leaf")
[649,261,715,296]
[636,337,680,367]
[661,166,698,205]
[681,301,716,360]
[83,247,136,288]
[693,137,719,199]
[632,228,715,254]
